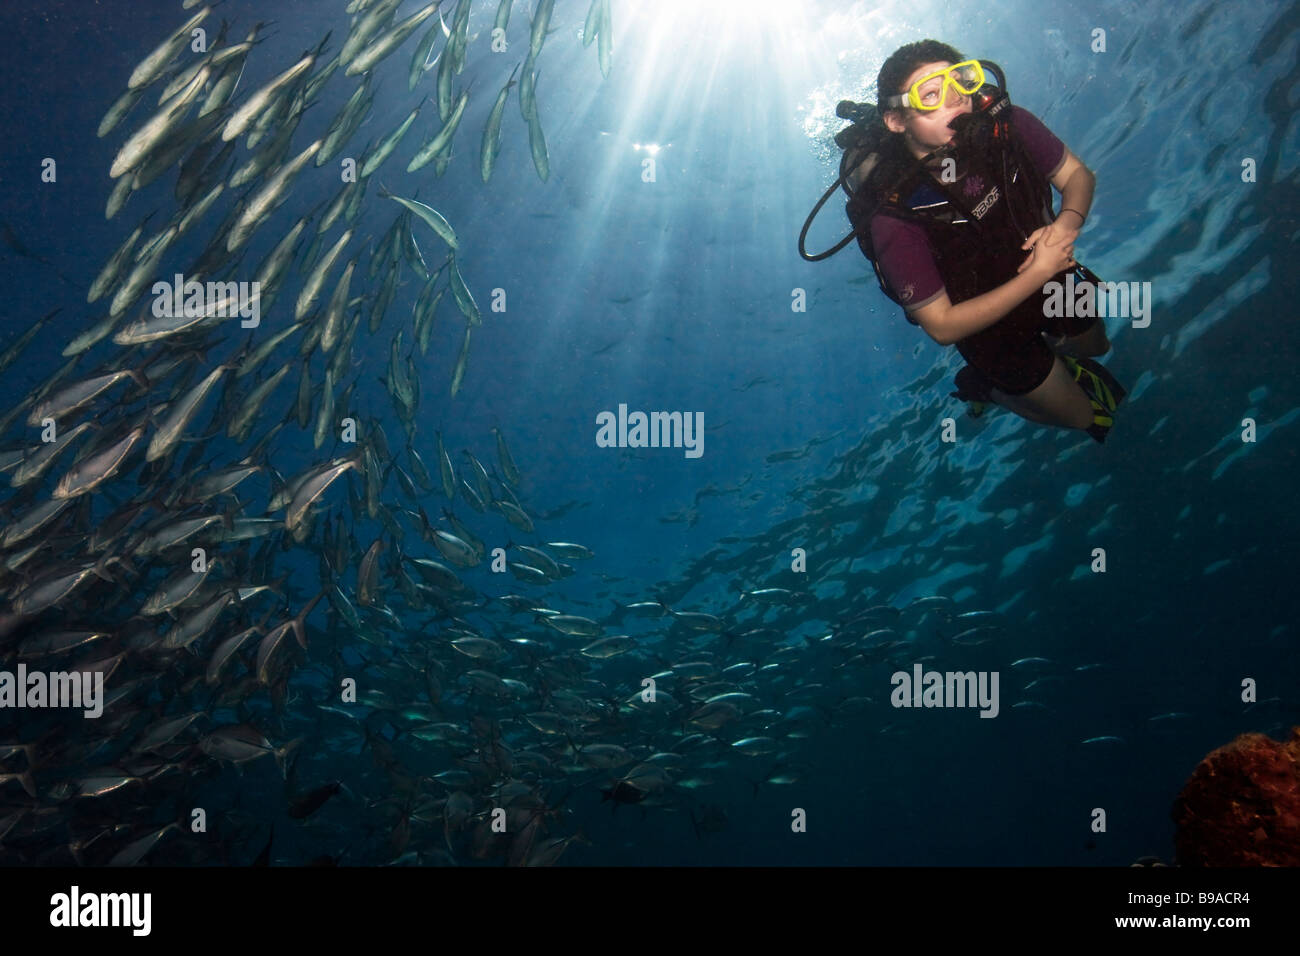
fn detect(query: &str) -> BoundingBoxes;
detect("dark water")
[0,0,1296,866]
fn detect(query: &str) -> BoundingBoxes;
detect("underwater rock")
[1172,727,1300,866]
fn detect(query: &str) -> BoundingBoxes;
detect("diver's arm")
[1051,149,1095,228]
[907,241,1076,346]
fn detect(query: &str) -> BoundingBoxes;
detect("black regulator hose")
[798,177,857,262]
[799,101,874,261]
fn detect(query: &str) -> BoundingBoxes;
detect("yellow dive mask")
[882,60,985,111]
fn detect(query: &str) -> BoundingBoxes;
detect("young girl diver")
[821,40,1126,442]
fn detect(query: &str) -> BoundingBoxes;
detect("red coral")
[1172,727,1300,866]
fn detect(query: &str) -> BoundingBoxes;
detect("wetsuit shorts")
[955,277,1100,395]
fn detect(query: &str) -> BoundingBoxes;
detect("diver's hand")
[1018,231,1077,278]
[1041,218,1082,248]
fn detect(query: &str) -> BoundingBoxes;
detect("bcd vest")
[846,105,1056,321]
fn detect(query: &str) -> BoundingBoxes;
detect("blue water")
[0,0,1296,865]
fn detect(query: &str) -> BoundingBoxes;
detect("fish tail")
[16,771,36,799]
[562,731,583,765]
[274,738,302,779]
[91,552,129,587]
[293,588,328,649]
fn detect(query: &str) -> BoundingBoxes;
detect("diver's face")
[884,60,974,157]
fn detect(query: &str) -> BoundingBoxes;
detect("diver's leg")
[989,356,1094,430]
[1043,320,1110,358]
[987,388,1055,425]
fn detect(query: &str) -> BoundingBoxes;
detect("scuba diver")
[800,40,1126,442]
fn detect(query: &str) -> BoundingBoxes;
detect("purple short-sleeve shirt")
[869,106,1067,312]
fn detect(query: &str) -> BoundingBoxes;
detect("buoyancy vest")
[845,99,1056,324]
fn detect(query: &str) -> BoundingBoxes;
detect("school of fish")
[0,1,1150,867]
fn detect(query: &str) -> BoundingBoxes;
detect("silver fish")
[346,1,443,77]
[286,459,359,532]
[450,322,472,397]
[54,426,146,498]
[480,64,520,183]
[380,187,458,250]
[296,229,353,320]
[221,48,319,142]
[146,365,228,462]
[110,66,210,178]
[226,139,324,253]
[408,88,470,172]
[126,6,212,90]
